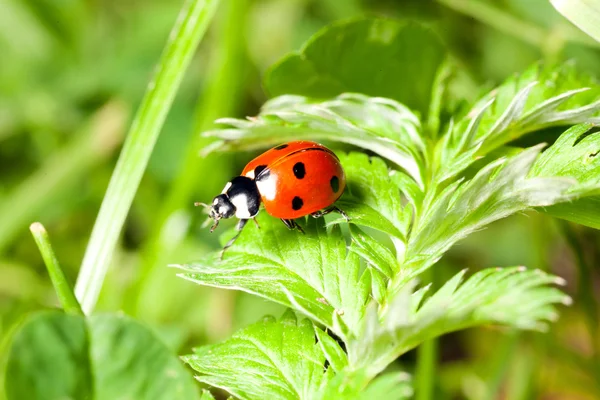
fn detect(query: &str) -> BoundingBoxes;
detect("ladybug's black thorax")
[226,176,261,218]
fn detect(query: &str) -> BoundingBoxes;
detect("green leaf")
[316,369,412,400]
[6,311,199,400]
[349,225,398,278]
[543,196,600,229]
[200,390,216,400]
[530,124,600,190]
[264,18,446,117]
[204,93,425,187]
[359,372,413,400]
[405,145,574,280]
[183,311,327,400]
[176,216,368,339]
[347,267,569,378]
[551,0,600,43]
[6,312,92,400]
[314,326,348,373]
[529,123,600,229]
[337,153,409,240]
[439,62,600,182]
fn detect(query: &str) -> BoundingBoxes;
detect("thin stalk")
[126,0,249,315]
[415,268,437,400]
[75,0,220,314]
[29,222,82,315]
[415,337,438,400]
[483,332,519,400]
[558,220,599,356]
[0,103,126,254]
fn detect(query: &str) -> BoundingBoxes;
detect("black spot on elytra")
[330,176,340,193]
[292,196,304,211]
[274,144,289,150]
[254,164,267,177]
[293,162,306,179]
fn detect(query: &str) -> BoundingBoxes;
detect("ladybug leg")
[252,218,260,229]
[311,206,349,221]
[281,219,305,234]
[219,219,248,260]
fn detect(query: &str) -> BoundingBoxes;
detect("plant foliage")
[175,17,600,399]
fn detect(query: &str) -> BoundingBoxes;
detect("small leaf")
[359,372,413,400]
[176,216,369,339]
[204,93,425,187]
[184,311,327,400]
[338,153,408,240]
[6,312,92,400]
[200,390,216,400]
[440,62,600,181]
[543,196,600,230]
[264,18,446,117]
[314,326,348,373]
[6,311,199,400]
[530,123,600,229]
[349,226,398,278]
[530,124,600,188]
[406,145,575,280]
[347,267,568,378]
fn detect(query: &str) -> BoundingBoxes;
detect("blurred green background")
[1,0,600,399]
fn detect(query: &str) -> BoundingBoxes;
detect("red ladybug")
[202,141,347,252]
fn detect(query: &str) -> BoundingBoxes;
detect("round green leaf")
[264,18,446,116]
[6,311,199,400]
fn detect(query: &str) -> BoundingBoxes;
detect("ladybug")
[200,141,348,254]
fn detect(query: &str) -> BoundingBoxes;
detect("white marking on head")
[221,182,232,194]
[230,193,253,218]
[256,175,277,201]
[212,198,219,206]
[245,170,255,179]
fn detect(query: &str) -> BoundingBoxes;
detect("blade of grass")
[74,0,220,314]
[29,222,82,315]
[0,102,126,254]
[125,0,249,317]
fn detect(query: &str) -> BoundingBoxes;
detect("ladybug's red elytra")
[202,141,348,254]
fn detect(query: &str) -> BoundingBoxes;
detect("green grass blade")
[74,0,220,314]
[127,0,249,316]
[29,223,82,315]
[551,0,600,43]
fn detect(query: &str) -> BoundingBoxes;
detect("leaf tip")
[553,276,568,286]
[562,295,573,306]
[29,222,46,234]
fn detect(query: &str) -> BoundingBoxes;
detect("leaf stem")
[29,222,83,315]
[74,0,220,314]
[415,337,437,400]
[415,267,438,400]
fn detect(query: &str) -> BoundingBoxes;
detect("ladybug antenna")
[194,201,209,208]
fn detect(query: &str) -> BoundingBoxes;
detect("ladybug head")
[208,176,261,233]
[208,194,235,232]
